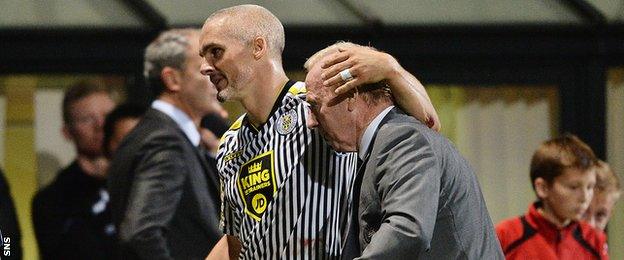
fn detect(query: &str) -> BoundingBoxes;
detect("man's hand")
[320,45,399,95]
[319,45,441,131]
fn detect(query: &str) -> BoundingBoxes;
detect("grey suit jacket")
[355,108,503,259]
[108,108,222,260]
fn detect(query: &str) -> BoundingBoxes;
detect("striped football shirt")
[217,80,357,259]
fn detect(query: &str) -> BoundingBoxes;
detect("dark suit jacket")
[108,108,222,260]
[354,108,503,259]
[32,161,117,260]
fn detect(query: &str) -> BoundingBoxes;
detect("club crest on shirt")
[237,151,276,221]
[276,109,297,135]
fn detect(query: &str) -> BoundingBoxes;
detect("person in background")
[199,110,230,156]
[496,134,609,260]
[32,81,117,260]
[102,102,147,158]
[583,160,621,231]
[107,28,222,259]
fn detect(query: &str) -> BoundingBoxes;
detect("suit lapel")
[188,146,219,232]
[350,107,401,251]
[148,108,218,232]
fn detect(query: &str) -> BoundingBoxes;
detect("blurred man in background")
[107,28,222,259]
[102,102,147,159]
[32,81,117,259]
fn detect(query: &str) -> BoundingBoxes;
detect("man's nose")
[200,62,215,76]
[94,115,106,130]
[306,110,318,129]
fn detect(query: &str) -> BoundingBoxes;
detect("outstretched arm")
[320,45,441,131]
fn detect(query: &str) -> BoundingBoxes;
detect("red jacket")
[496,202,608,260]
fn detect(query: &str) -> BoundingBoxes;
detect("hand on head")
[320,45,399,95]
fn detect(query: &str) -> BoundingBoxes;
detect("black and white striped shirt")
[217,81,357,259]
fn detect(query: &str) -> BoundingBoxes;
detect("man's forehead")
[200,20,234,45]
[202,16,228,33]
[305,65,324,92]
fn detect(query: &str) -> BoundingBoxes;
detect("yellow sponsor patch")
[288,84,307,95]
[219,116,244,144]
[223,150,243,162]
[237,151,276,221]
[229,116,244,130]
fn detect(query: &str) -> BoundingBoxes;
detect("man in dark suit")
[304,42,504,259]
[107,28,222,259]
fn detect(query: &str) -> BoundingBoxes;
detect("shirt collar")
[527,201,578,241]
[358,106,394,161]
[151,100,201,146]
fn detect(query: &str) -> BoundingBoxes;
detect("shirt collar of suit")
[358,105,394,161]
[151,100,201,146]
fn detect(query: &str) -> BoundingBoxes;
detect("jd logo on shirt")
[237,151,276,221]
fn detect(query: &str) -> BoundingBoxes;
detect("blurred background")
[0,0,622,259]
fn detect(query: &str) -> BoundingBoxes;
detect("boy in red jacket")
[496,134,609,260]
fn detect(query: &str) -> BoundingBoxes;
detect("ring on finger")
[339,69,354,82]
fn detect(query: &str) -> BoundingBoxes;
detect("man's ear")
[161,67,181,92]
[252,36,267,60]
[535,177,550,200]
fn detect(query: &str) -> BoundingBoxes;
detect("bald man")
[199,5,439,259]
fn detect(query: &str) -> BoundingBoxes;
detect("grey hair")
[206,5,285,59]
[305,41,390,104]
[143,28,198,96]
[304,41,365,71]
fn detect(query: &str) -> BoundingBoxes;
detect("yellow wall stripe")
[3,75,39,260]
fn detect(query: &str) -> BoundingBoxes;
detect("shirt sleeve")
[220,179,237,236]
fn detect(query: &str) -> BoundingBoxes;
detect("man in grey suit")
[305,42,504,259]
[107,28,222,259]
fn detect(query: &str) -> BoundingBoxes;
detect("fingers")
[321,51,349,69]
[321,59,354,82]
[335,78,365,95]
[323,71,349,87]
[334,83,352,96]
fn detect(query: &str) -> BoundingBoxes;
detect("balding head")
[305,42,391,106]
[304,42,362,71]
[203,5,285,59]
